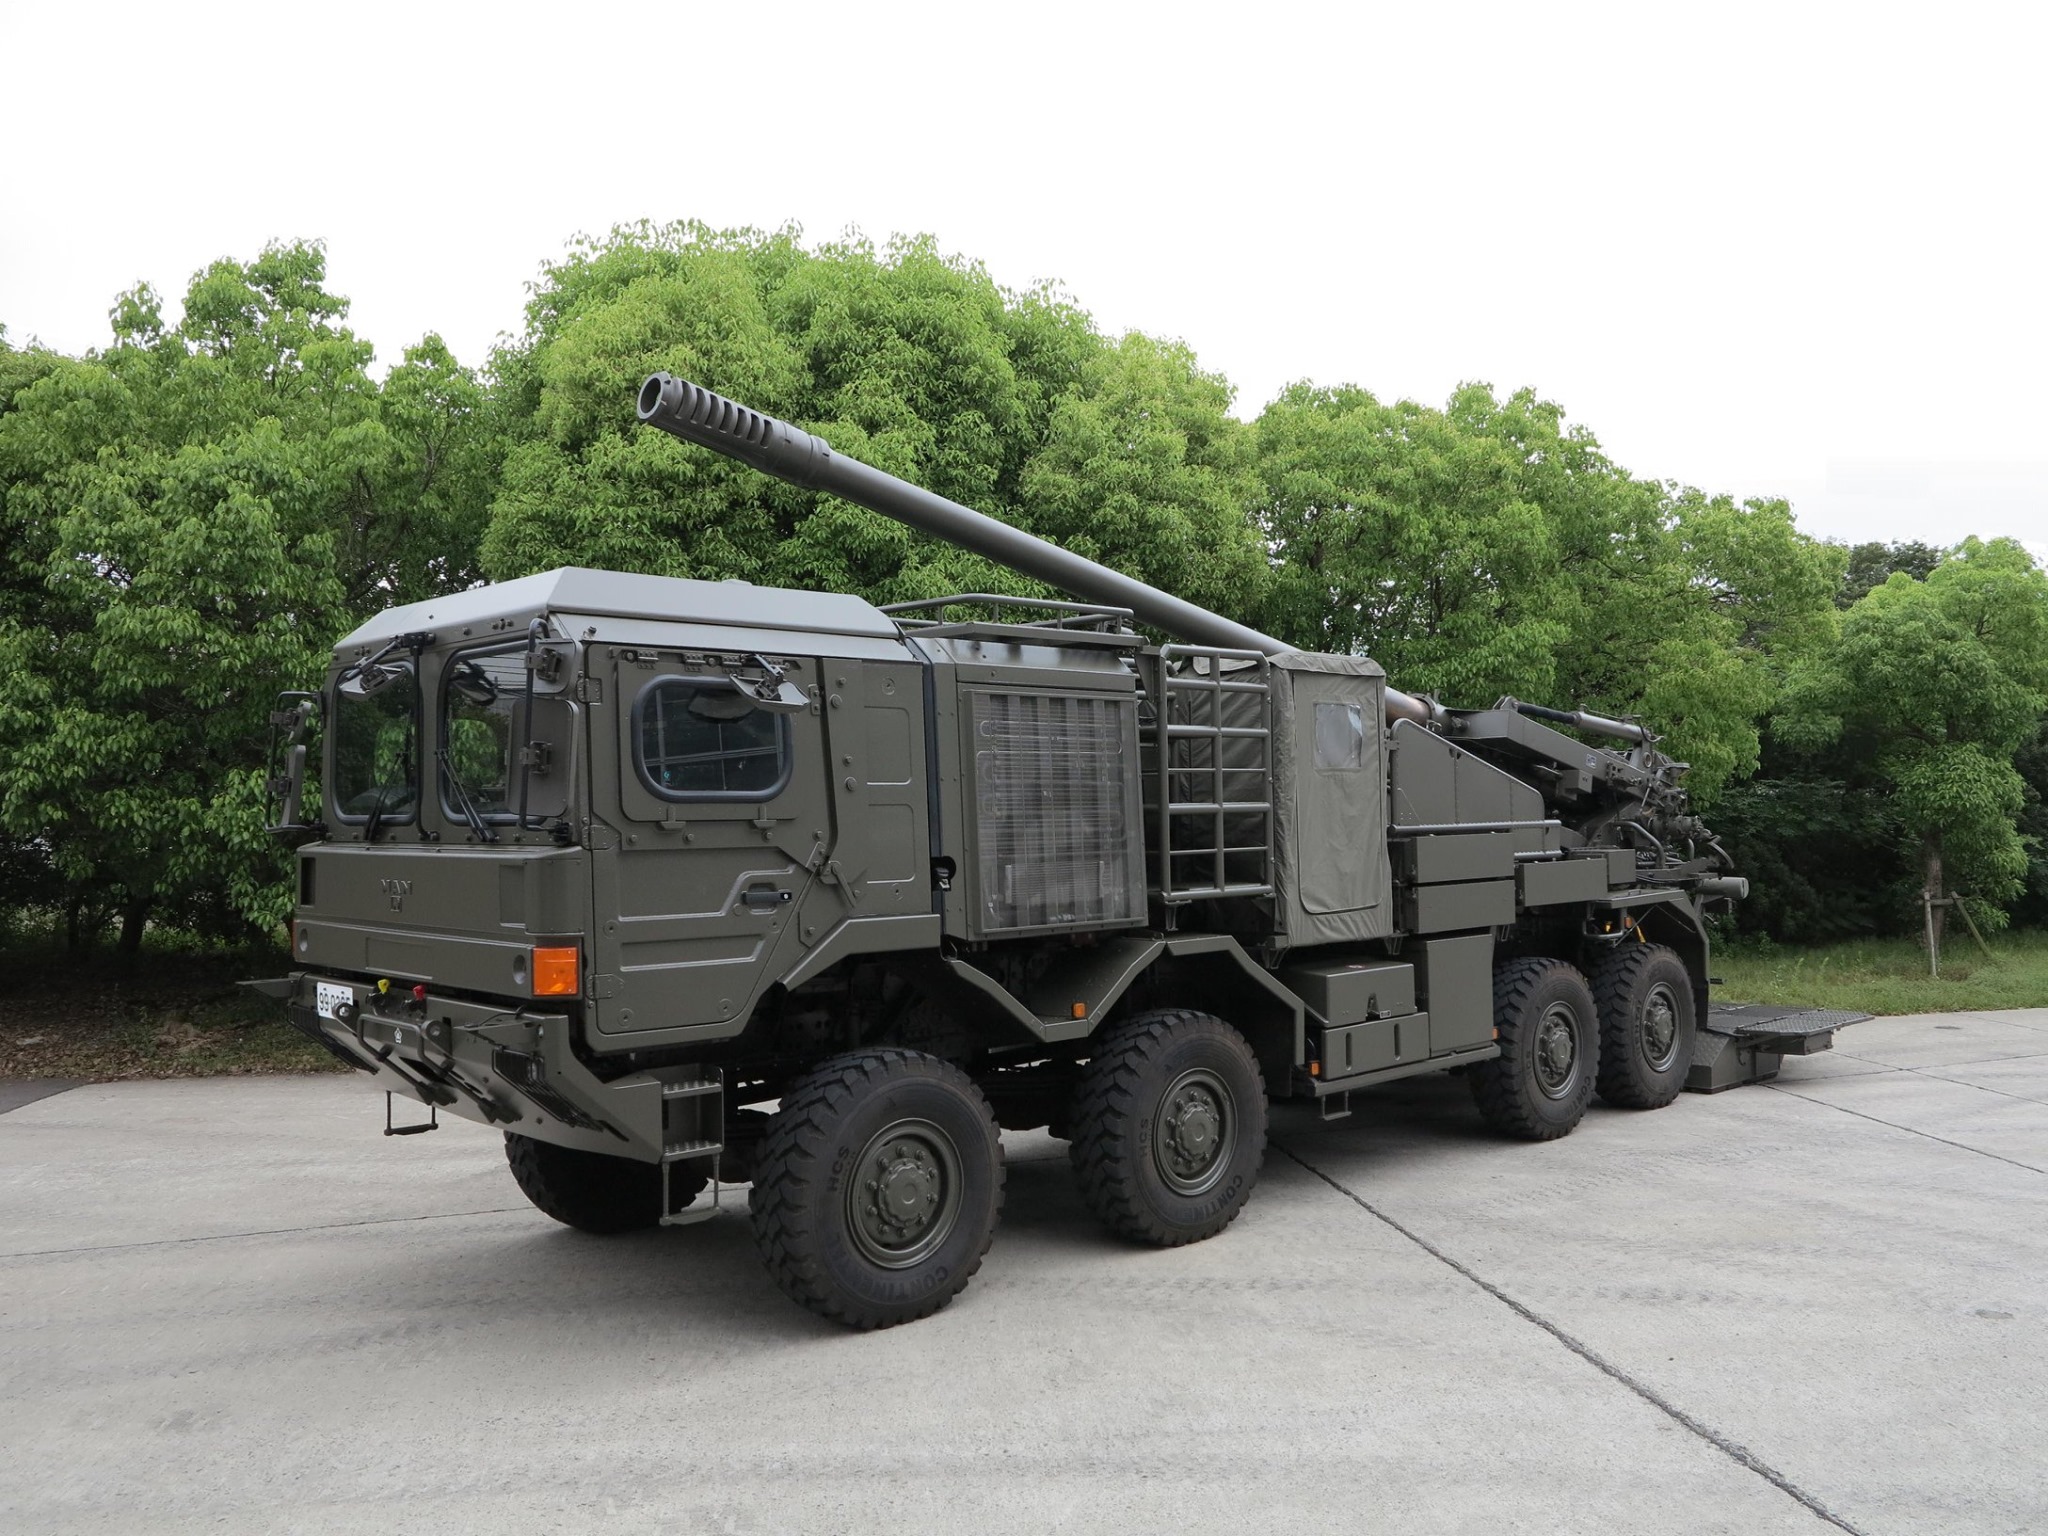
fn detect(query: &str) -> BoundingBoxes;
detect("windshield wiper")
[364,783,391,844]
[438,747,499,843]
[337,630,433,692]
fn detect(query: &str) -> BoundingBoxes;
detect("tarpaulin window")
[1314,701,1366,771]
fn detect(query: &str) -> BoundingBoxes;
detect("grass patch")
[1715,929,2048,1015]
[0,946,345,1081]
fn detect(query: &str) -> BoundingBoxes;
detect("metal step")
[1686,1004,1869,1093]
[661,1078,721,1099]
[659,1068,725,1226]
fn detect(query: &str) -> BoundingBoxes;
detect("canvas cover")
[1270,652,1393,948]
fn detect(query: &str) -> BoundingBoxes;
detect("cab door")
[586,646,829,1038]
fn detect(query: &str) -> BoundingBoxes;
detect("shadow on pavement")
[0,1079,82,1114]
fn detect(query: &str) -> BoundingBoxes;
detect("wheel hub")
[846,1119,962,1270]
[1641,982,1680,1071]
[1533,1002,1580,1099]
[1153,1069,1234,1196]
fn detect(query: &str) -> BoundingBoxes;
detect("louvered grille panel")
[969,691,1141,934]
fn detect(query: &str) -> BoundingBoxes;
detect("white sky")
[3,0,2042,559]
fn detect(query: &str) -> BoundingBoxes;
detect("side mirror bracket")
[267,691,327,847]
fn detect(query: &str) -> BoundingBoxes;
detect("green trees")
[1251,383,1841,802]
[1774,539,2048,937]
[480,222,1266,611]
[0,244,497,950]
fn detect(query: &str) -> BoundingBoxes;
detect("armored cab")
[257,374,1839,1330]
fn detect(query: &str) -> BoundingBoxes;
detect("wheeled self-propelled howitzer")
[254,372,1849,1329]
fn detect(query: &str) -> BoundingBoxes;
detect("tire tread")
[1591,943,1694,1109]
[1468,957,1595,1141]
[1068,1009,1266,1246]
[749,1049,1003,1330]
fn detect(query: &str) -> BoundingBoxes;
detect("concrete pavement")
[2,1011,2044,1534]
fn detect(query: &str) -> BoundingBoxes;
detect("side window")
[332,664,418,822]
[633,677,791,801]
[1313,701,1365,770]
[443,649,528,819]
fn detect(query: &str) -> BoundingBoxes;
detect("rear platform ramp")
[1688,1003,1869,1093]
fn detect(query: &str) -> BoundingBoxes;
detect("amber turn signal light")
[532,946,580,997]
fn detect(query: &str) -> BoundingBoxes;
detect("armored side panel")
[1401,880,1517,934]
[1394,834,1516,885]
[580,621,929,1043]
[1269,653,1393,946]
[1418,933,1494,1054]
[1387,720,1546,829]
[1519,855,1613,907]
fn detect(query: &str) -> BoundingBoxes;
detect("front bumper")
[276,974,668,1160]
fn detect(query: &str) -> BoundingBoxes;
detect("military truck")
[255,373,1844,1330]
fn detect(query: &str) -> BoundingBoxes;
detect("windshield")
[442,648,530,818]
[333,663,418,822]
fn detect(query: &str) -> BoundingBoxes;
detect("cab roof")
[335,568,903,650]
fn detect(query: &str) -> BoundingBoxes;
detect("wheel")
[1467,958,1598,1141]
[748,1050,1004,1330]
[505,1132,706,1234]
[1591,944,1697,1109]
[1068,1009,1267,1246]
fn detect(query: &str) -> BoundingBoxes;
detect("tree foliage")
[480,222,1265,613]
[0,244,498,949]
[1773,538,2048,933]
[1252,383,1842,801]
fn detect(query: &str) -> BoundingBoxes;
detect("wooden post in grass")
[1948,892,1994,958]
[1922,887,1941,979]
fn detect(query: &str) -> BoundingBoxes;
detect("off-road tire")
[504,1132,706,1234]
[1591,944,1697,1109]
[749,1050,1004,1330]
[1069,1010,1267,1246]
[1467,959,1598,1141]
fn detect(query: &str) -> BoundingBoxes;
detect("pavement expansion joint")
[1908,1066,2048,1109]
[0,1205,531,1262]
[1271,1139,1870,1536]
[1762,1085,2048,1177]
[1812,1049,2048,1109]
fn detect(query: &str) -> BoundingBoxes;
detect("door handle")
[741,885,794,914]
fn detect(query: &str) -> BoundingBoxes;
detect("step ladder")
[660,1068,725,1226]
[1142,645,1275,911]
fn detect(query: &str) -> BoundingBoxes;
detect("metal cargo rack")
[880,594,1145,650]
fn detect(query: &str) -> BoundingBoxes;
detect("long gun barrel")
[1507,698,1650,745]
[636,374,1441,725]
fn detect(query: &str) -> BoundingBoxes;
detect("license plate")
[315,982,354,1019]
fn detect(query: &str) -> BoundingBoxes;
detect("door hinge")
[575,677,603,703]
[593,974,622,999]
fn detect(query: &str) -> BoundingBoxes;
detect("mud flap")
[1686,1004,1869,1093]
